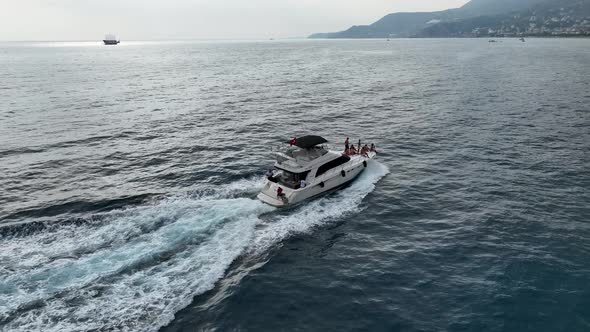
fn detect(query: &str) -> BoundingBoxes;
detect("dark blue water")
[1,39,589,332]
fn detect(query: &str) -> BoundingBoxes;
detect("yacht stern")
[257,181,291,207]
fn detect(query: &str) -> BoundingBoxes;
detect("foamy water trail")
[0,162,388,331]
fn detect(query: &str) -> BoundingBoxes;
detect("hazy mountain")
[310,12,443,38]
[308,0,569,38]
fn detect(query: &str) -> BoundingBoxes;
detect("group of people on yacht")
[344,137,376,157]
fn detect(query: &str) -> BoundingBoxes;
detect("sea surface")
[0,38,589,332]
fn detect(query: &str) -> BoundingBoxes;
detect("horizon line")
[0,37,312,42]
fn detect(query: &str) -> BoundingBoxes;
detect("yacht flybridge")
[257,135,376,207]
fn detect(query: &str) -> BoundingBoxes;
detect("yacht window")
[316,155,351,177]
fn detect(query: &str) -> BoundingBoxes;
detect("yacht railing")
[270,144,336,155]
[270,144,334,166]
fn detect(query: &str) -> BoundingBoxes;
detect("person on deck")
[266,169,278,182]
[349,145,357,155]
[370,143,377,153]
[344,137,350,152]
[361,144,369,157]
[300,179,306,189]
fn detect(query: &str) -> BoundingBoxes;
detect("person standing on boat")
[344,137,350,152]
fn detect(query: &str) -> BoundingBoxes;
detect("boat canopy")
[289,135,328,149]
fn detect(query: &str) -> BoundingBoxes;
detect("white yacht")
[257,135,376,207]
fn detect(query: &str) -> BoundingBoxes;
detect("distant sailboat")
[103,34,120,45]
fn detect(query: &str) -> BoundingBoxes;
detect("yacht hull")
[257,152,375,207]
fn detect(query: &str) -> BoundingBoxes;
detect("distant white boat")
[103,34,120,45]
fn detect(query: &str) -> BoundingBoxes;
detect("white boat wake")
[0,162,388,331]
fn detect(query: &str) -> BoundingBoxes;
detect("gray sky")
[1,0,469,41]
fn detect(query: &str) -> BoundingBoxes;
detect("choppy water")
[0,39,589,332]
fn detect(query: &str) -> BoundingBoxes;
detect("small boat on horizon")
[103,34,120,45]
[257,135,377,207]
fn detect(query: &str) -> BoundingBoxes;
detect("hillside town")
[472,9,590,37]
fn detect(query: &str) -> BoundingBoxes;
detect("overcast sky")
[1,0,469,41]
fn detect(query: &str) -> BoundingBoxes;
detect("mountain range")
[309,0,590,38]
